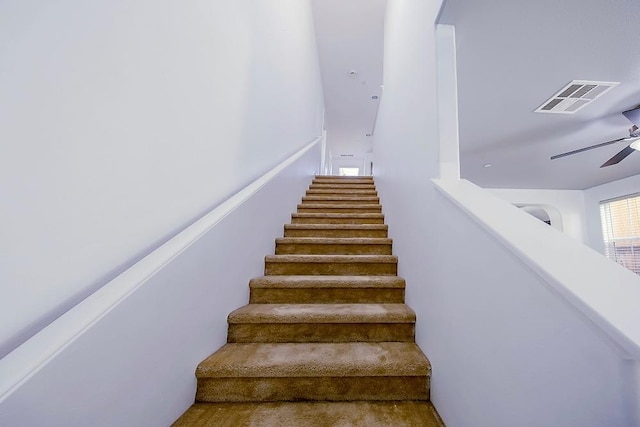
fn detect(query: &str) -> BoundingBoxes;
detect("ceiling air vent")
[535,80,619,114]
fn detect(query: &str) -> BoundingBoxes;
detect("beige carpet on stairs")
[172,176,444,426]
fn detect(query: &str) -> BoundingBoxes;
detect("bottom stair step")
[173,401,445,427]
[195,342,430,402]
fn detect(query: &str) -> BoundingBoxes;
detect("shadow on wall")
[516,204,563,231]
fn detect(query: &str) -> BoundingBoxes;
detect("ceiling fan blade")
[551,137,630,160]
[600,145,635,168]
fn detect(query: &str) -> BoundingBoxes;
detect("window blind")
[600,193,640,275]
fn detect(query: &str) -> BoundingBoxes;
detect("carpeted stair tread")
[283,224,386,237]
[276,237,392,244]
[283,224,387,238]
[302,196,380,204]
[302,196,380,203]
[264,254,398,276]
[312,180,374,185]
[291,212,385,224]
[315,175,374,180]
[309,184,376,190]
[250,275,406,289]
[297,203,382,213]
[196,342,429,378]
[306,188,378,195]
[173,401,444,427]
[228,303,415,324]
[312,179,374,185]
[227,304,416,343]
[285,224,387,230]
[276,237,392,255]
[266,254,397,262]
[249,276,406,304]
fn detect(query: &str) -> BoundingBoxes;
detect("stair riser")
[309,184,376,190]
[306,189,378,195]
[196,376,429,403]
[291,216,384,224]
[312,179,374,185]
[301,198,380,205]
[228,323,414,343]
[174,402,444,426]
[249,288,405,304]
[297,206,382,214]
[265,262,397,276]
[315,176,373,180]
[283,229,388,238]
[276,243,392,255]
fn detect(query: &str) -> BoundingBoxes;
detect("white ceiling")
[439,0,640,189]
[312,0,640,189]
[311,0,386,158]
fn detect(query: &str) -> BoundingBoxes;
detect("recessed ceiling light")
[483,163,492,168]
[348,70,358,78]
[371,95,379,99]
[366,133,372,137]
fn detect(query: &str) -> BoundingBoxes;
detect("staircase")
[173,176,443,426]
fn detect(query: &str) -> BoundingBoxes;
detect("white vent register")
[535,80,619,114]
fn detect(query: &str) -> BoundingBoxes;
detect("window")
[338,167,359,176]
[600,193,640,275]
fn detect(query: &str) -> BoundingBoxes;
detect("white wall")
[372,0,442,340]
[373,1,639,425]
[486,175,640,251]
[329,154,373,176]
[372,0,442,257]
[0,141,321,426]
[490,188,588,244]
[372,0,446,412]
[584,174,640,253]
[0,0,324,358]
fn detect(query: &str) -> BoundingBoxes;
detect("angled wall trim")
[434,178,640,360]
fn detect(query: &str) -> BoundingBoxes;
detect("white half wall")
[490,188,588,244]
[0,0,324,357]
[0,141,321,426]
[431,179,640,427]
[584,173,640,253]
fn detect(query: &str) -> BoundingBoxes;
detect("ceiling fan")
[550,125,640,167]
[551,106,640,168]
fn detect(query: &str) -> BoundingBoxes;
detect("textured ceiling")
[439,0,640,189]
